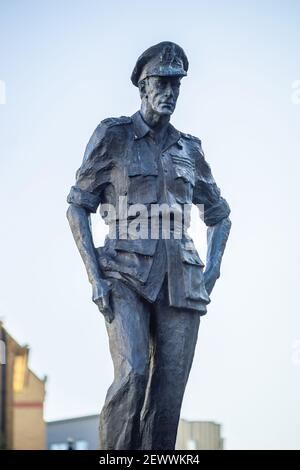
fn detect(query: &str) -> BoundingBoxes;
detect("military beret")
[131,41,189,87]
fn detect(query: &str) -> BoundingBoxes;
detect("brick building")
[0,322,46,449]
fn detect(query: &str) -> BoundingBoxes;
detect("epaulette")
[180,131,201,144]
[100,116,132,128]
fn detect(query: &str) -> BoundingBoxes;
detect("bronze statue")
[66,41,231,450]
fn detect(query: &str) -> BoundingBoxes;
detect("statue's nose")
[164,82,174,98]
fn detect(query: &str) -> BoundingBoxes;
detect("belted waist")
[106,214,190,240]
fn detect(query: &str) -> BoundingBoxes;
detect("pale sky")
[1,0,300,449]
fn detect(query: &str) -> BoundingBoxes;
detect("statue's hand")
[92,279,114,323]
[204,268,220,296]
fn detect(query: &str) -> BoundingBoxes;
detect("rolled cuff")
[66,186,101,213]
[203,197,231,226]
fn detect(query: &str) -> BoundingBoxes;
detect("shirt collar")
[131,111,181,151]
[131,111,151,139]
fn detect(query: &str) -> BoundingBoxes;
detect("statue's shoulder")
[93,115,132,140]
[83,116,132,162]
[101,115,133,127]
[180,132,214,180]
[100,115,132,129]
[180,131,201,143]
[180,131,204,155]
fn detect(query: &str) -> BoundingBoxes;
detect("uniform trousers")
[99,273,201,450]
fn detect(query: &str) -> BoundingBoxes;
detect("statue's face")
[143,76,181,116]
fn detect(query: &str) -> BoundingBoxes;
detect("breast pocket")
[127,174,158,204]
[170,153,195,204]
[126,140,158,205]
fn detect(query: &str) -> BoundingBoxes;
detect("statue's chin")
[156,106,175,116]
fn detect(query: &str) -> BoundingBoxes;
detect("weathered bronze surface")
[67,41,231,450]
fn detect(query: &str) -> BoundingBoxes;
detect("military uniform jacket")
[67,111,230,315]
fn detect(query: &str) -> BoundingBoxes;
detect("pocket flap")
[180,246,205,266]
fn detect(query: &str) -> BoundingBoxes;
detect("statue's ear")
[138,79,147,99]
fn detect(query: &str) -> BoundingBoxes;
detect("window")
[75,440,88,450]
[49,441,89,450]
[187,439,197,450]
[50,443,68,450]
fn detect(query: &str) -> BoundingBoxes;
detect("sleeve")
[67,122,113,213]
[192,140,231,226]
